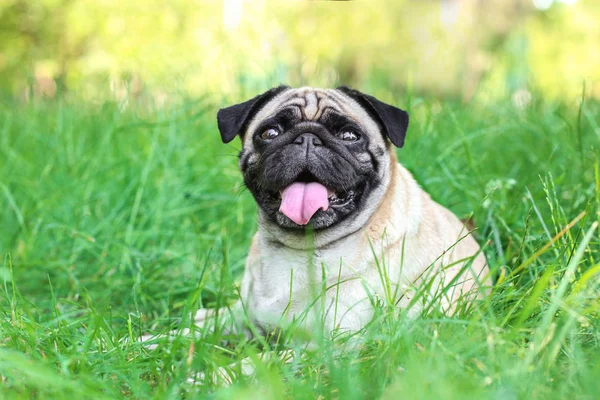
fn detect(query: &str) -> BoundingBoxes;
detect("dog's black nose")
[293,133,323,148]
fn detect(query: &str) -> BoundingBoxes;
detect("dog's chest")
[251,244,359,306]
[242,234,388,331]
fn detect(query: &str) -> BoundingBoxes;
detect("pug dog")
[196,86,491,337]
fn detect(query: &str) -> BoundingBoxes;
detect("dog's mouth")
[265,171,358,226]
[325,188,356,206]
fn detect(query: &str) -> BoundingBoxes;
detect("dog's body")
[141,86,491,383]
[238,157,488,334]
[206,86,491,336]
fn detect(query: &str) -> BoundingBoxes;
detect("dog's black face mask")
[244,109,377,230]
[217,86,409,230]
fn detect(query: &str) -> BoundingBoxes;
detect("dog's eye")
[260,128,280,140]
[337,130,360,142]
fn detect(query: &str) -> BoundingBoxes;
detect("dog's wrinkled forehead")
[244,87,385,148]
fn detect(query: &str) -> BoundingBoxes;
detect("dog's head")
[217,86,409,230]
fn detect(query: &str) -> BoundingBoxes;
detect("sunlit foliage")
[0,0,598,102]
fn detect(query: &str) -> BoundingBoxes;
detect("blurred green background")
[1,0,599,104]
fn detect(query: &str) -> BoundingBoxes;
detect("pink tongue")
[279,182,329,225]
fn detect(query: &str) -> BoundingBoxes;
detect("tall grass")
[1,92,599,399]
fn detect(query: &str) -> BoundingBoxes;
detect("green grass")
[1,92,599,399]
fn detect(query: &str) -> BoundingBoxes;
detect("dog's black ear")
[217,86,290,143]
[337,86,409,148]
